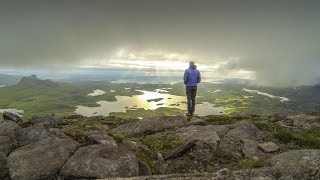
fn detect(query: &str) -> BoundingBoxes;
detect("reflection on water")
[76,90,227,117]
[243,88,289,102]
[88,89,106,96]
[0,109,24,116]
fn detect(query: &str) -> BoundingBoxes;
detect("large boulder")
[30,115,58,127]
[60,144,139,178]
[227,120,265,140]
[7,137,79,180]
[17,124,53,145]
[111,116,188,137]
[0,121,21,140]
[169,125,221,148]
[286,114,320,129]
[270,149,320,178]
[3,112,22,123]
[241,139,263,158]
[48,128,71,139]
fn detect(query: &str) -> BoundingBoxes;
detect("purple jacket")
[184,65,201,86]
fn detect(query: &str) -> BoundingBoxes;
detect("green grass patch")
[255,122,320,149]
[234,158,270,170]
[214,149,240,161]
[108,133,125,144]
[107,118,138,129]
[305,111,320,116]
[205,115,236,125]
[141,136,187,151]
[136,152,160,174]
[64,129,97,146]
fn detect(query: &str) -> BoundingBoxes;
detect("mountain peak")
[28,74,38,79]
[18,74,57,87]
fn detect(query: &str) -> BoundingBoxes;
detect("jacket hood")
[189,64,197,69]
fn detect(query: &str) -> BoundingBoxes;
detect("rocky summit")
[0,112,320,179]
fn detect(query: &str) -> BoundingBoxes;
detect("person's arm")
[197,71,201,83]
[184,70,188,85]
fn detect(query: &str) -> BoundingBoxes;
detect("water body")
[0,109,24,116]
[76,90,227,117]
[0,85,6,88]
[88,89,106,96]
[243,88,289,102]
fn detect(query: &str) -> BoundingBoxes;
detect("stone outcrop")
[3,112,22,123]
[7,137,79,180]
[17,124,54,145]
[259,142,280,153]
[111,116,188,137]
[241,139,263,158]
[0,121,21,140]
[169,125,222,147]
[60,144,139,178]
[30,115,58,127]
[227,120,265,140]
[3,113,320,179]
[113,150,320,179]
[84,129,117,146]
[270,149,320,178]
[287,114,320,129]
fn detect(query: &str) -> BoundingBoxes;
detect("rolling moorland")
[0,74,320,119]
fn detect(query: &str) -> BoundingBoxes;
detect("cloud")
[0,0,319,86]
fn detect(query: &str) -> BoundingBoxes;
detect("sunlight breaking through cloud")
[80,49,256,81]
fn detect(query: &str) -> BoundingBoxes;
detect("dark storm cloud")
[0,0,319,86]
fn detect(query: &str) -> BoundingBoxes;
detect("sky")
[0,0,319,86]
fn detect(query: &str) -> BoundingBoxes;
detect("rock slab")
[60,144,139,178]
[111,116,188,137]
[7,137,79,180]
[259,142,280,153]
[0,121,21,140]
[3,112,22,123]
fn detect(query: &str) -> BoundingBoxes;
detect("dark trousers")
[186,86,197,114]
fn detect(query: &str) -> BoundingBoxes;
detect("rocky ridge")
[0,112,319,179]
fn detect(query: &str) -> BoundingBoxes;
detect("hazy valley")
[0,73,319,120]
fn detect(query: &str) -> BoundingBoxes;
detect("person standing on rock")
[184,61,201,116]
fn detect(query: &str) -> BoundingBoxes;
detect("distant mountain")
[17,74,57,87]
[0,74,22,85]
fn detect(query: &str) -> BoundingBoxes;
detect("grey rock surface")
[7,137,79,180]
[84,129,117,146]
[0,121,21,140]
[60,144,139,178]
[259,142,280,153]
[0,136,11,155]
[17,124,53,145]
[3,112,22,123]
[287,114,320,129]
[227,120,264,140]
[242,139,263,158]
[111,116,188,137]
